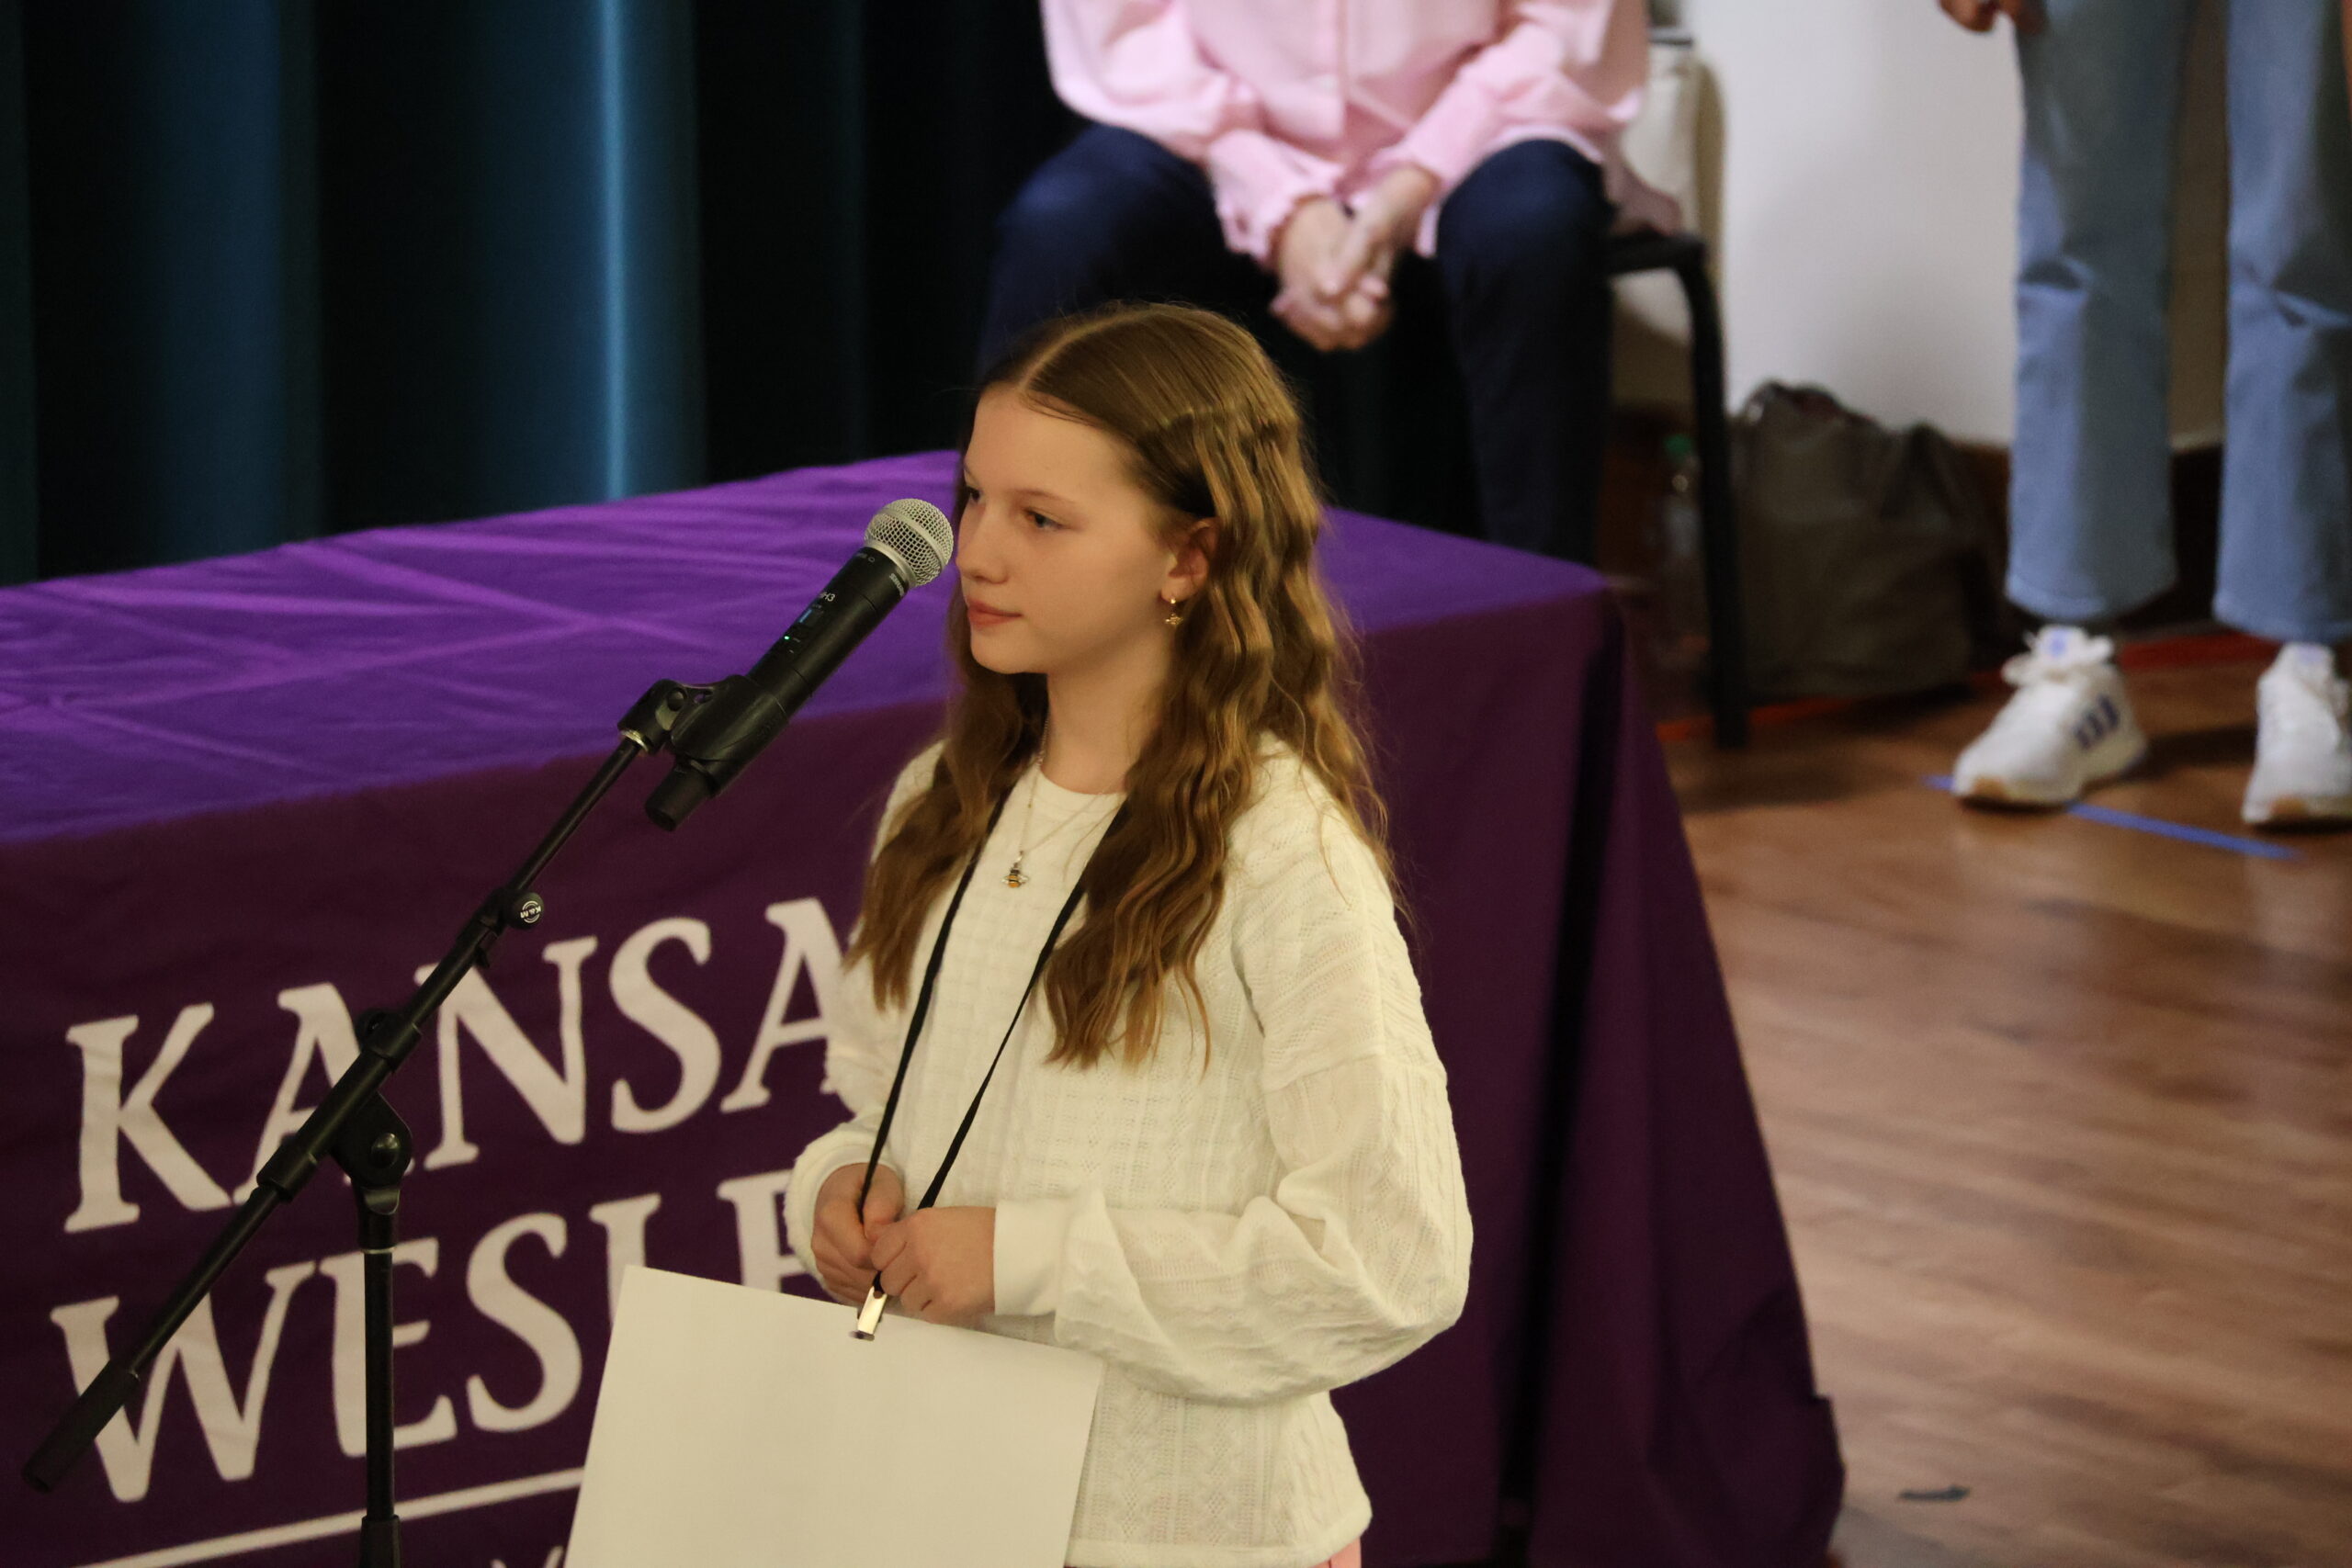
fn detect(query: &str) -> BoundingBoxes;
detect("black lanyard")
[855,779,1132,1222]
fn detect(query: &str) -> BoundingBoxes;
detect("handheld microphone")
[645,499,954,829]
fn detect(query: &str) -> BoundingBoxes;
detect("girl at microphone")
[785,301,1472,1568]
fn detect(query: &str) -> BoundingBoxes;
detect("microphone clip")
[617,679,716,756]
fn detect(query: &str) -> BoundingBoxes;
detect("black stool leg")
[1675,250,1749,749]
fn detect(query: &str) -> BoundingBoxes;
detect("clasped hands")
[810,1162,996,1327]
[1937,0,2044,32]
[1271,164,1440,354]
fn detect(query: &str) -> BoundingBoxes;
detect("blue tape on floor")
[1923,776,2304,862]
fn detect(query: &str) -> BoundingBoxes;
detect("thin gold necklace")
[1005,766,1119,888]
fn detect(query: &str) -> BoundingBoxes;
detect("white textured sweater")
[785,739,1473,1568]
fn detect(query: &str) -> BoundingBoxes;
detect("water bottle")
[1652,434,1708,671]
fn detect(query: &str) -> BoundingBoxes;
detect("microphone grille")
[865,500,955,588]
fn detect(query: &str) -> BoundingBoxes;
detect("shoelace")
[1984,630,2119,738]
[1999,629,2119,691]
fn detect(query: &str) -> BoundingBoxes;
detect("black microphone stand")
[24,677,718,1565]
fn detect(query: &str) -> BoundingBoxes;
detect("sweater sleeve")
[1367,0,1650,250]
[1038,0,1343,266]
[991,789,1474,1404]
[783,744,943,1279]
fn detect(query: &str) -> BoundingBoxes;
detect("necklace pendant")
[1005,864,1028,889]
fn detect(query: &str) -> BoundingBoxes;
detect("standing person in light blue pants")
[1942,0,2352,826]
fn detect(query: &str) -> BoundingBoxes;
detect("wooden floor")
[1665,656,2352,1568]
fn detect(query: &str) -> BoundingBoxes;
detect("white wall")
[1636,0,2225,447]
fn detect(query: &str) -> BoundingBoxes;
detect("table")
[0,452,1841,1568]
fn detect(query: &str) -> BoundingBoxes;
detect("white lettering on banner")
[243,985,363,1197]
[492,1551,568,1568]
[39,1170,833,1540]
[463,1213,582,1434]
[38,900,865,1538]
[60,901,853,1232]
[64,1009,235,1233]
[713,1168,805,1292]
[316,1241,458,1456]
[720,898,846,1112]
[50,1261,316,1502]
[584,1194,662,1321]
[607,919,721,1134]
[423,937,600,1169]
[62,1469,585,1568]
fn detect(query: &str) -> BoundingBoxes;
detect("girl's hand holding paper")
[810,1163,906,1304]
[870,1208,997,1326]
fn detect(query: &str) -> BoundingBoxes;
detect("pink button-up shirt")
[1039,0,1659,267]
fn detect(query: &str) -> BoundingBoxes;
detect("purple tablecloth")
[0,452,1840,1568]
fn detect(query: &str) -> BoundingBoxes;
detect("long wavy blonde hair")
[843,301,1396,1069]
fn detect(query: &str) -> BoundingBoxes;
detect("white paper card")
[567,1266,1102,1568]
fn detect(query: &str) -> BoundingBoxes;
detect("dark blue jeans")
[976,125,1615,564]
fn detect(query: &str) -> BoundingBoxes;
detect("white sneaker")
[1953,626,2146,807]
[2243,643,2352,827]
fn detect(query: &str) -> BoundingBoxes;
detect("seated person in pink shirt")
[976,0,1671,566]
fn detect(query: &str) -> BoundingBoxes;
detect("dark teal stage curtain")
[20,1,323,577]
[2,0,1474,585]
[0,0,32,586]
[313,0,702,533]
